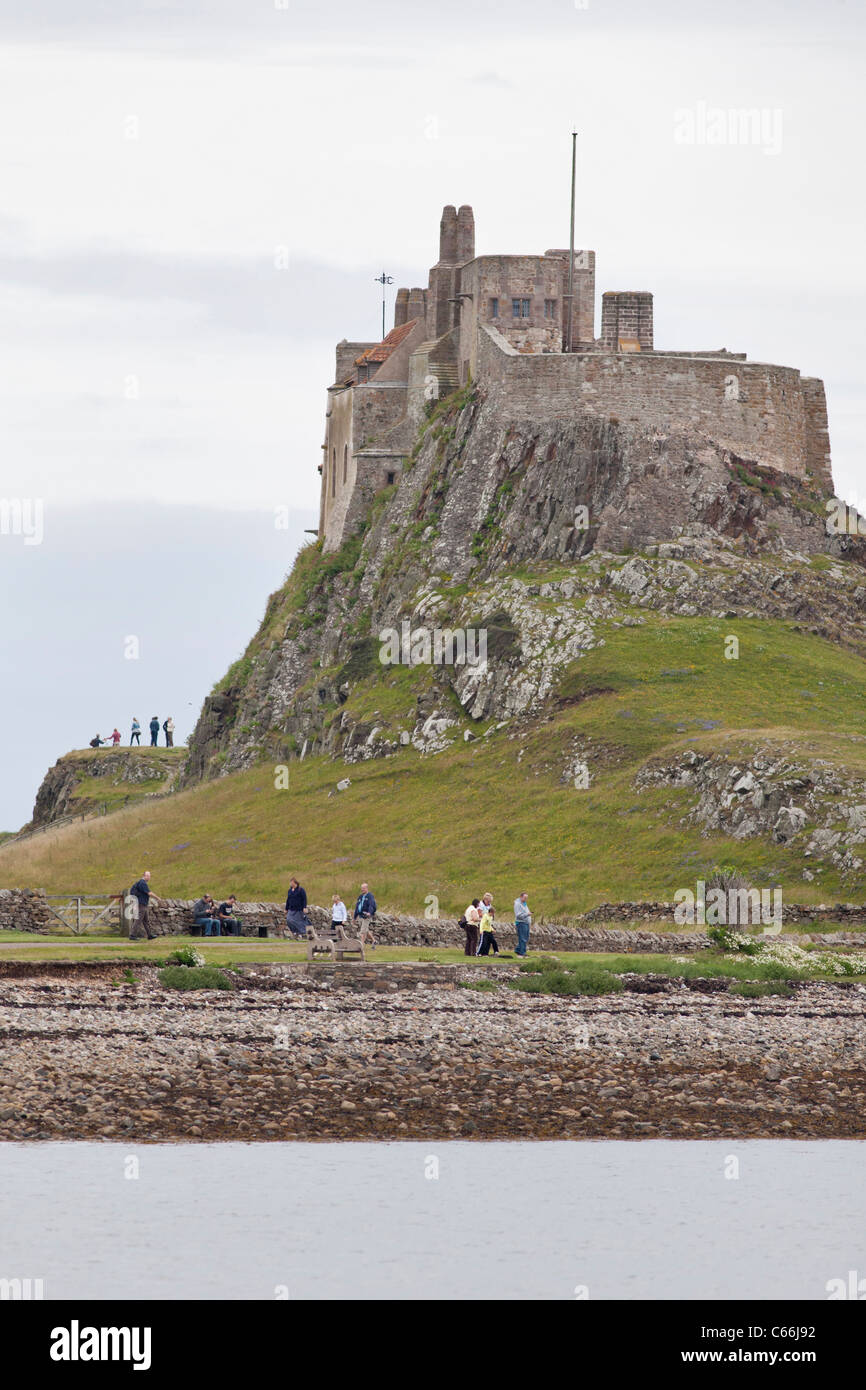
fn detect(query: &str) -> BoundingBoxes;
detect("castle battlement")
[318,205,832,550]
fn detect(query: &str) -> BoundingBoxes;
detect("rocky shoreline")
[0,962,864,1143]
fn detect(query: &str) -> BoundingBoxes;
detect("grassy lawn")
[1,616,865,916]
[0,938,863,985]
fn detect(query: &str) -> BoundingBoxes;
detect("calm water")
[0,1141,863,1300]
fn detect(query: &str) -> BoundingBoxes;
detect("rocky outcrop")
[182,385,866,786]
[637,748,866,877]
[28,748,184,828]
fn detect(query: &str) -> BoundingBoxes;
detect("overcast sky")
[0,0,864,827]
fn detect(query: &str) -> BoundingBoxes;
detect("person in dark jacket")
[129,870,158,940]
[192,893,220,936]
[149,716,160,747]
[353,883,377,948]
[284,877,308,938]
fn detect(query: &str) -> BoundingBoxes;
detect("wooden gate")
[42,894,125,936]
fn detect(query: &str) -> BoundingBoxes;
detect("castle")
[319,204,832,550]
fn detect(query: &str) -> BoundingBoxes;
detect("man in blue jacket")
[353,883,377,948]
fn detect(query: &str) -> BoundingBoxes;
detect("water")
[0,1141,862,1300]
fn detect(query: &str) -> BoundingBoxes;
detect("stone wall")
[476,325,830,487]
[0,889,53,934]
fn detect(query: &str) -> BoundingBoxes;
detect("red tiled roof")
[355,318,419,366]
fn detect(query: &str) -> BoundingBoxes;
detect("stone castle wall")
[476,326,832,489]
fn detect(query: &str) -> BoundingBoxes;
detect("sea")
[0,1140,862,1301]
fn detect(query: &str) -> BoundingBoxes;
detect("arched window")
[343,443,348,484]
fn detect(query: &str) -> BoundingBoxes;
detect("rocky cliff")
[183,382,864,786]
[28,748,186,829]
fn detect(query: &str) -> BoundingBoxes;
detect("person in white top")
[331,894,348,934]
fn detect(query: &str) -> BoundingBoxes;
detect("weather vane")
[374,271,394,340]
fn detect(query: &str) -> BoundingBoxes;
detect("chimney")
[406,287,426,322]
[439,205,458,262]
[456,205,475,263]
[394,287,409,328]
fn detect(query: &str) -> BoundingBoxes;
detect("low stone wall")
[2,890,866,951]
[0,889,53,934]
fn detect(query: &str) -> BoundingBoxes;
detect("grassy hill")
[2,615,864,915]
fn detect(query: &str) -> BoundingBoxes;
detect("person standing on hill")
[149,716,160,747]
[109,728,122,747]
[130,717,141,746]
[129,870,158,940]
[284,877,308,938]
[353,883,377,948]
[514,892,532,957]
[163,716,175,748]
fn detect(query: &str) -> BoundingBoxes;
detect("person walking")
[461,898,482,957]
[353,882,377,948]
[149,716,160,747]
[284,877,309,939]
[514,892,532,957]
[163,716,175,748]
[129,870,158,940]
[331,893,347,937]
[130,717,141,746]
[477,893,499,956]
[109,728,122,747]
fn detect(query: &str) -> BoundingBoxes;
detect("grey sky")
[1,0,864,825]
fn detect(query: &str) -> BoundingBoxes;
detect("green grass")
[157,964,236,991]
[3,614,866,915]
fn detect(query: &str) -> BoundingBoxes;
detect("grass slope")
[1,617,865,916]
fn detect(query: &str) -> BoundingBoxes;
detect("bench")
[306,919,365,962]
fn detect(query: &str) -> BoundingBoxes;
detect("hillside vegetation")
[2,613,865,914]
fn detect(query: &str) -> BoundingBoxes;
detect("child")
[477,896,499,956]
[331,893,348,934]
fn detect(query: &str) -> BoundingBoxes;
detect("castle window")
[386,470,396,485]
[512,297,531,319]
[331,448,336,497]
[343,444,348,484]
[544,299,557,319]
[490,297,499,318]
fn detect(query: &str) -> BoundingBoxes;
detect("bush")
[518,954,561,973]
[458,979,499,992]
[158,965,235,991]
[166,946,206,968]
[510,966,623,997]
[730,980,793,998]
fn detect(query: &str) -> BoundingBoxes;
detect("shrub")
[518,953,561,973]
[458,979,498,992]
[158,965,235,991]
[166,946,206,968]
[730,980,793,998]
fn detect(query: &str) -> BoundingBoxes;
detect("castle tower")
[430,204,475,338]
